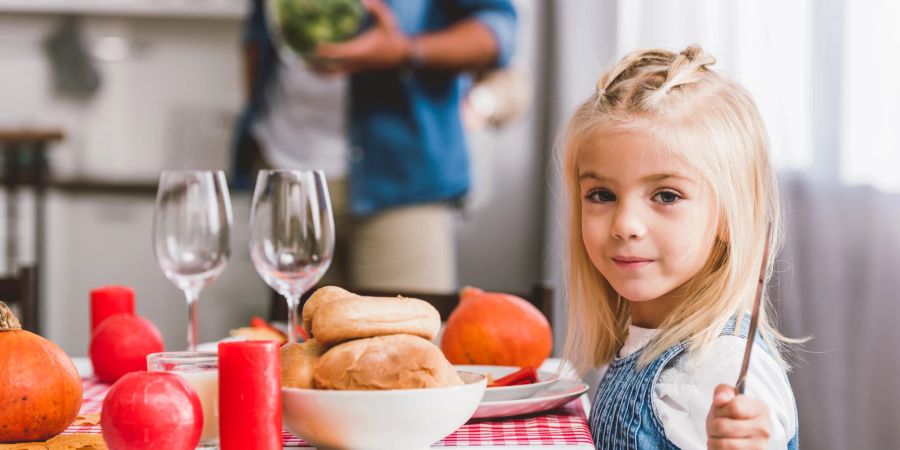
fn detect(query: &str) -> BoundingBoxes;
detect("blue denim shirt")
[232,0,517,215]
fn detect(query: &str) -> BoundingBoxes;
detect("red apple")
[89,314,164,383]
[101,371,203,450]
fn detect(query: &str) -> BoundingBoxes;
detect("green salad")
[276,0,365,55]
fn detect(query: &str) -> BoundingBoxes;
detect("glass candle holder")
[147,352,219,449]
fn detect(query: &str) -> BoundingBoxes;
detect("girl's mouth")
[611,257,654,270]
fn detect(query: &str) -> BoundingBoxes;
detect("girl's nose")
[610,201,647,240]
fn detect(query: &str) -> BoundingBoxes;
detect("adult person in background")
[232,0,517,294]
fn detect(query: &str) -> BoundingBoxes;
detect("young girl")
[561,46,799,449]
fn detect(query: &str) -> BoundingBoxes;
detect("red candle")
[90,285,135,333]
[218,340,282,450]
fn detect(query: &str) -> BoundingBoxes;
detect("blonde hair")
[561,45,794,373]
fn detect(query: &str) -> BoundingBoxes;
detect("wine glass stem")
[285,293,300,344]
[185,288,200,351]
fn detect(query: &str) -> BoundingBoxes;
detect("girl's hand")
[706,384,771,450]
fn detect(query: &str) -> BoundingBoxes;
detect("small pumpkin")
[440,287,552,368]
[0,301,83,443]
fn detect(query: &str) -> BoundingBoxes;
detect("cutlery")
[735,223,773,395]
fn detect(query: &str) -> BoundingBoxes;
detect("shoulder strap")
[719,314,773,356]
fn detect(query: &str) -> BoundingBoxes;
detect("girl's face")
[577,130,719,325]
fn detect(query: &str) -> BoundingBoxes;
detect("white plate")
[454,365,560,402]
[471,378,589,419]
[196,336,247,352]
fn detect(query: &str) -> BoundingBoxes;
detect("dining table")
[63,356,595,450]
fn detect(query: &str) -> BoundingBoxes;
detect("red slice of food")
[488,366,538,387]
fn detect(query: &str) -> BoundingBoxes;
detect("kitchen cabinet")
[45,190,269,355]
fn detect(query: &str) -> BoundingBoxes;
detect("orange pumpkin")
[0,301,83,443]
[441,287,552,368]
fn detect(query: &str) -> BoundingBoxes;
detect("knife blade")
[734,223,772,395]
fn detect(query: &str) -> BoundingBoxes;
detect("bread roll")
[281,339,326,389]
[302,286,356,337]
[311,295,440,346]
[314,334,463,390]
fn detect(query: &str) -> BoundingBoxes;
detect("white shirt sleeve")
[652,336,796,450]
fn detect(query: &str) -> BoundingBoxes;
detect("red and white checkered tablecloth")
[68,377,593,448]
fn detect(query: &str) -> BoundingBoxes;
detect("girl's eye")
[653,190,682,205]
[586,189,616,203]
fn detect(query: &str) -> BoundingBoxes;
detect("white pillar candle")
[176,369,219,443]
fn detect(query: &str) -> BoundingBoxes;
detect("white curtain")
[543,1,900,448]
[774,175,900,449]
[842,0,900,191]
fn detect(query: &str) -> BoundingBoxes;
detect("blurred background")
[1,0,898,448]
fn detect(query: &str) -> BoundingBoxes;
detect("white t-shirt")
[251,62,348,178]
[612,325,797,450]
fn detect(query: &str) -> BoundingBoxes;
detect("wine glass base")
[197,439,219,449]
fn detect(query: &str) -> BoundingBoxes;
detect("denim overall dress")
[589,318,800,449]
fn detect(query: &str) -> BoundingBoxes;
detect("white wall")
[457,0,544,293]
[45,191,268,354]
[0,11,242,182]
[0,10,259,354]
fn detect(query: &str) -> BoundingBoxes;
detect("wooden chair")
[270,282,555,327]
[0,265,39,332]
[0,128,61,332]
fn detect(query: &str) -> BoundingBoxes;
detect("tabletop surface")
[67,357,595,450]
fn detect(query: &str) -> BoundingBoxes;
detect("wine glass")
[249,169,334,343]
[153,170,233,351]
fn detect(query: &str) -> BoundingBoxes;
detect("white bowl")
[454,365,559,402]
[282,372,487,450]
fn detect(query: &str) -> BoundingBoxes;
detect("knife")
[734,223,772,395]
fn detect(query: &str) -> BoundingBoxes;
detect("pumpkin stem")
[0,301,22,331]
